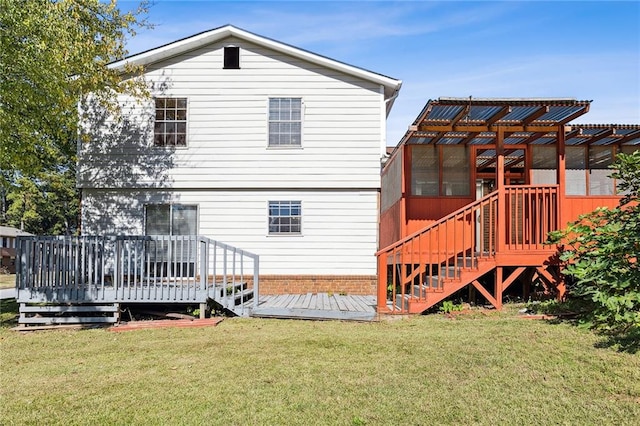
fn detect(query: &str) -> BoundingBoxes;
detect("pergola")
[395,97,640,193]
[399,97,640,147]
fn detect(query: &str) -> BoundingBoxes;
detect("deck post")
[253,256,260,309]
[377,252,389,312]
[495,266,503,309]
[557,124,567,228]
[495,126,506,255]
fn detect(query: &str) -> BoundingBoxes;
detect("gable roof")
[109,24,402,112]
[0,226,33,238]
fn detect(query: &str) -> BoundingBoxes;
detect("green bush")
[548,151,640,336]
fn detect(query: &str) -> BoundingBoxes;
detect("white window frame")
[267,97,303,148]
[144,204,199,236]
[153,97,188,148]
[268,201,302,235]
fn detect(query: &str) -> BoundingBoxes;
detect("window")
[268,201,301,234]
[442,145,470,196]
[589,146,615,195]
[411,145,470,196]
[411,145,438,196]
[224,46,240,69]
[268,98,302,147]
[565,146,619,196]
[154,98,187,147]
[145,204,197,277]
[531,145,558,185]
[145,204,197,235]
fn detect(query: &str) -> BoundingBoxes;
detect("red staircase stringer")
[408,259,497,314]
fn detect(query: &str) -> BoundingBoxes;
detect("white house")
[78,25,402,296]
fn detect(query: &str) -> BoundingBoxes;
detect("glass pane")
[532,145,557,169]
[411,145,438,196]
[166,109,175,120]
[172,205,197,235]
[589,146,613,169]
[531,169,557,185]
[155,98,165,108]
[566,147,586,169]
[442,145,470,196]
[566,169,586,195]
[146,205,170,235]
[590,170,615,195]
[165,98,176,108]
[177,98,187,109]
[155,109,165,121]
[176,109,186,120]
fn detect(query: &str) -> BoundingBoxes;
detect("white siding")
[78,37,383,190]
[82,189,378,275]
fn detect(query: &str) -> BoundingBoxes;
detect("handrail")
[376,190,500,256]
[15,235,259,314]
[377,184,560,313]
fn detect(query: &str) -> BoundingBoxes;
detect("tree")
[548,151,640,336]
[0,0,150,176]
[0,0,150,235]
[5,169,79,235]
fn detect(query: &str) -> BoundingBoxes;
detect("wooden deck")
[251,293,377,321]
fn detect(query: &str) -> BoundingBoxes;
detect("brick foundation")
[257,275,377,296]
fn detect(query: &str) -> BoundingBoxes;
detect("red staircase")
[377,185,559,314]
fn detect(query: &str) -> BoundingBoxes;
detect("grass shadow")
[593,329,640,354]
[525,298,640,354]
[1,298,19,328]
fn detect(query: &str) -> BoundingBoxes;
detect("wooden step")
[19,303,120,327]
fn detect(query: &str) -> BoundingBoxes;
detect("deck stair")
[378,185,561,314]
[209,281,254,316]
[18,302,120,327]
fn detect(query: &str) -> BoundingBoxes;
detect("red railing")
[504,186,559,252]
[377,185,559,313]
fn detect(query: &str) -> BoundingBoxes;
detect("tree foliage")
[4,169,79,235]
[548,151,640,336]
[0,0,151,234]
[0,0,150,175]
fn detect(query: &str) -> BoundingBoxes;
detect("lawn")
[0,273,15,289]
[1,305,639,425]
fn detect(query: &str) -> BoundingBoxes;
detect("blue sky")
[121,0,640,145]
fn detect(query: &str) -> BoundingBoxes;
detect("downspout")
[380,85,401,160]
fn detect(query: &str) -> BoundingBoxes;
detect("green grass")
[0,273,15,289]
[1,307,639,425]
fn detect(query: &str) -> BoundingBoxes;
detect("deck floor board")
[252,293,377,321]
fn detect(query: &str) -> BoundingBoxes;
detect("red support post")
[495,266,503,309]
[496,126,506,255]
[377,252,389,313]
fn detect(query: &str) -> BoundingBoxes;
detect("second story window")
[268,98,302,147]
[154,98,187,147]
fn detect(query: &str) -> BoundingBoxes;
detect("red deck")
[378,98,638,314]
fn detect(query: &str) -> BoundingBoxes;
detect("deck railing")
[16,235,259,312]
[377,184,559,312]
[377,191,499,312]
[504,185,559,251]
